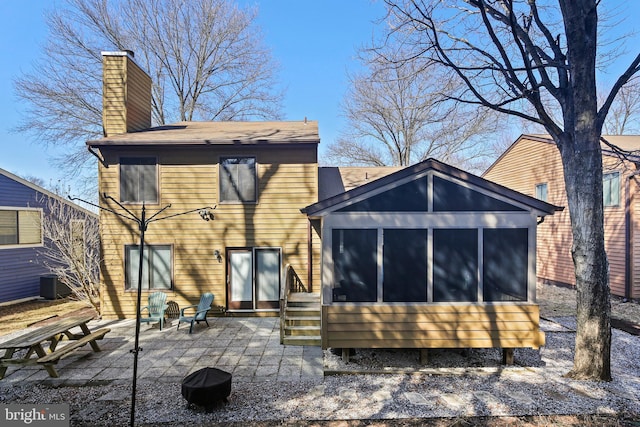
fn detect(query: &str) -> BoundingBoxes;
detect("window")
[332,229,377,302]
[535,183,548,202]
[0,209,42,246]
[220,157,257,202]
[603,172,620,207]
[125,245,172,290]
[120,157,158,203]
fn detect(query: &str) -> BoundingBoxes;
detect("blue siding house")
[0,168,97,304]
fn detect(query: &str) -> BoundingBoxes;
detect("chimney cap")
[101,50,136,59]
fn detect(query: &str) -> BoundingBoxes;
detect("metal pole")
[130,205,146,427]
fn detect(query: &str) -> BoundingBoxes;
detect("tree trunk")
[555,0,612,381]
[557,133,612,381]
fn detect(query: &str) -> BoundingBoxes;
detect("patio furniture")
[182,367,232,409]
[177,293,214,333]
[140,292,168,330]
[0,315,109,379]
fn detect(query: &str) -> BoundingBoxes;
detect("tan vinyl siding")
[484,137,575,289]
[322,304,545,349]
[484,136,636,298]
[99,144,318,318]
[102,53,151,137]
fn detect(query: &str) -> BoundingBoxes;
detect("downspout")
[307,219,312,292]
[624,169,640,300]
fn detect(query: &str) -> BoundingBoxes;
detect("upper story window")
[0,209,42,247]
[603,171,620,207]
[120,157,158,204]
[220,157,257,203]
[535,183,548,202]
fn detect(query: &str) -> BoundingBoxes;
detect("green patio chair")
[177,293,214,334]
[140,291,168,331]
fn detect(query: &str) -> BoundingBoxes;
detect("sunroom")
[302,159,561,363]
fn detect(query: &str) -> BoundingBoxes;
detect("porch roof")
[303,158,563,217]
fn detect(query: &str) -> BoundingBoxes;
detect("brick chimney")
[101,51,152,137]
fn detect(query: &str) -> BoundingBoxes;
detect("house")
[302,159,560,360]
[483,134,640,300]
[0,168,98,304]
[89,51,559,362]
[88,52,320,319]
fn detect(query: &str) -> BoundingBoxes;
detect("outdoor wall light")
[199,209,214,221]
[213,250,222,263]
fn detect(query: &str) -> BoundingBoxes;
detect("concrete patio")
[0,316,324,385]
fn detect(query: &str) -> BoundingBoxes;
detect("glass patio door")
[228,248,281,310]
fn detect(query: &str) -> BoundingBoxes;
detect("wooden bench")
[37,328,111,370]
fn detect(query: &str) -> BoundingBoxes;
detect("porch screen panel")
[332,229,377,302]
[433,228,478,302]
[432,176,524,212]
[383,229,428,302]
[483,228,528,301]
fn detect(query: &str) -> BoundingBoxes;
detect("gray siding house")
[0,168,97,304]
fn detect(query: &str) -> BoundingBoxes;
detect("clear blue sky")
[0,0,386,188]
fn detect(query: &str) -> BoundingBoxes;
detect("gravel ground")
[1,283,640,426]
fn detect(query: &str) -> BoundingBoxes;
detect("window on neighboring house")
[120,157,158,204]
[125,244,172,290]
[0,209,42,246]
[220,157,257,202]
[535,183,548,202]
[603,171,620,207]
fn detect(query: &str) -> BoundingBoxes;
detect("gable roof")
[0,167,98,217]
[484,134,640,177]
[87,120,320,147]
[303,158,562,217]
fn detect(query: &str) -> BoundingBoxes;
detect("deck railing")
[279,264,306,343]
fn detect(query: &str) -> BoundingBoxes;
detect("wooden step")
[282,335,321,346]
[287,292,320,304]
[285,325,321,337]
[285,316,321,327]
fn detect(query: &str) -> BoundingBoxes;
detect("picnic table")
[0,314,110,379]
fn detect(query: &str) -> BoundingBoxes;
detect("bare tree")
[329,48,499,172]
[601,77,640,134]
[14,0,283,193]
[382,0,640,380]
[38,195,101,312]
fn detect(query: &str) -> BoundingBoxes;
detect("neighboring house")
[89,52,320,319]
[0,168,97,304]
[302,159,560,358]
[483,134,640,299]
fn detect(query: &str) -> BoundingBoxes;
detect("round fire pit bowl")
[181,367,232,409]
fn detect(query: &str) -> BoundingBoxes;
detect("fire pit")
[181,367,232,409]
